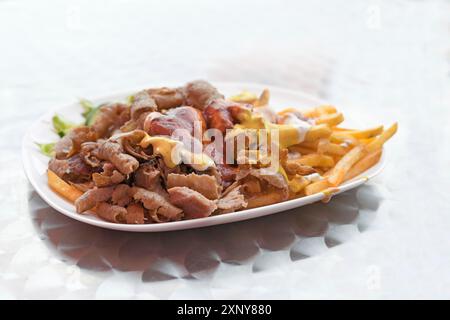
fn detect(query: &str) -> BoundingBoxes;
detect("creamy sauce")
[303,173,323,183]
[234,109,312,149]
[340,139,353,148]
[275,113,312,147]
[287,151,301,160]
[140,135,215,170]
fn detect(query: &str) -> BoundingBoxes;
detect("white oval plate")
[22,82,386,232]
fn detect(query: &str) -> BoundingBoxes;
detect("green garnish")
[36,142,55,157]
[52,115,76,138]
[127,95,135,104]
[80,99,101,126]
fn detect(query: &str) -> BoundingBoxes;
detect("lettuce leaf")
[80,99,101,126]
[52,115,76,137]
[36,142,55,157]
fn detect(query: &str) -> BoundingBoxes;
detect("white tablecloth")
[1,0,449,299]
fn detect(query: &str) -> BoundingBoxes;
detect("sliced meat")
[156,157,181,184]
[48,158,70,179]
[168,186,217,219]
[75,186,114,213]
[216,184,247,213]
[203,99,252,134]
[143,106,205,137]
[216,164,239,188]
[111,184,132,207]
[121,112,149,132]
[147,87,185,110]
[203,100,234,134]
[166,106,206,134]
[92,140,139,175]
[184,80,223,110]
[96,202,127,223]
[54,135,73,160]
[49,154,94,183]
[130,187,183,222]
[144,113,191,137]
[237,168,288,190]
[130,90,157,120]
[167,173,221,200]
[54,126,97,159]
[126,202,145,224]
[91,103,130,138]
[92,162,125,187]
[134,163,164,193]
[116,130,151,160]
[80,142,102,167]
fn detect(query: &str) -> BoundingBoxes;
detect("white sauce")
[169,141,215,171]
[340,139,353,148]
[303,173,323,183]
[287,151,301,160]
[281,113,312,144]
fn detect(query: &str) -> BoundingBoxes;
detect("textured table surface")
[1,0,449,299]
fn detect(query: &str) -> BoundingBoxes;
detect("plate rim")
[22,82,387,232]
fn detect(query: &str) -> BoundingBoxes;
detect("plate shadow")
[28,184,382,282]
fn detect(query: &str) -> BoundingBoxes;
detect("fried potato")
[246,191,284,209]
[365,123,398,153]
[317,139,347,156]
[288,145,316,155]
[304,124,332,142]
[315,112,344,127]
[298,140,319,149]
[47,170,83,203]
[277,107,298,116]
[288,175,310,193]
[333,127,355,132]
[329,132,359,146]
[302,105,337,118]
[296,153,335,168]
[333,125,383,140]
[304,179,330,196]
[254,89,270,107]
[229,91,258,104]
[344,149,382,181]
[327,145,365,186]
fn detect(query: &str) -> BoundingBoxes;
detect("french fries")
[315,112,344,127]
[365,123,398,153]
[246,191,285,209]
[317,139,347,156]
[304,179,330,196]
[288,145,316,155]
[344,149,382,181]
[254,89,270,107]
[327,145,365,186]
[296,154,335,168]
[279,107,396,198]
[229,91,258,104]
[47,170,83,203]
[332,125,384,140]
[288,175,310,193]
[304,124,332,142]
[302,105,337,118]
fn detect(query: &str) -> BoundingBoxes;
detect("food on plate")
[40,80,397,224]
